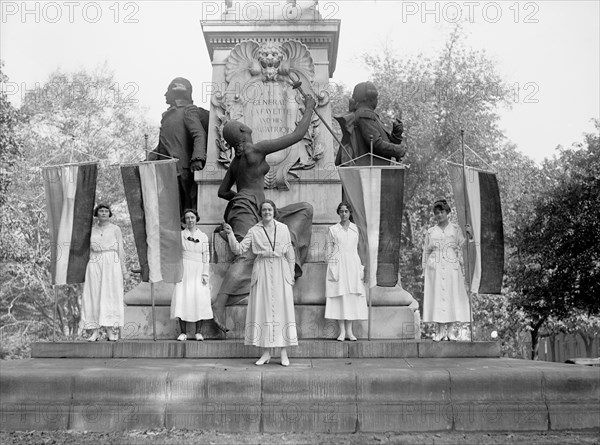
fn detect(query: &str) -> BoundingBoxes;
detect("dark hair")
[433,199,451,213]
[94,204,112,217]
[336,201,352,215]
[181,208,199,224]
[259,200,277,217]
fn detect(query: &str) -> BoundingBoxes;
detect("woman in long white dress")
[82,204,129,342]
[325,202,368,341]
[422,199,472,341]
[223,200,297,367]
[171,209,213,341]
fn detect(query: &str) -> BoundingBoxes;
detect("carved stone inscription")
[212,39,325,190]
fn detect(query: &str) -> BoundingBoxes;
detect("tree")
[0,62,26,357]
[0,61,23,206]
[510,121,600,359]
[0,66,155,357]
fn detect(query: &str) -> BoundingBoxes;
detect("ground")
[1,430,599,445]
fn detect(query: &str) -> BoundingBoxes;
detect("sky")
[1,0,599,163]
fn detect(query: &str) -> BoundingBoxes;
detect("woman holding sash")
[223,200,297,367]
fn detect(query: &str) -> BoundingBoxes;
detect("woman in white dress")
[422,199,472,341]
[325,202,368,341]
[223,200,297,367]
[82,204,129,342]
[171,209,213,341]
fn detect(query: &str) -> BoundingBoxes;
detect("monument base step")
[122,305,420,340]
[30,340,499,359]
[2,357,598,433]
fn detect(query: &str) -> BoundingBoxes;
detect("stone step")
[31,339,500,359]
[2,357,598,433]
[120,305,420,340]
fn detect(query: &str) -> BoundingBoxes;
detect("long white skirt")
[170,252,213,321]
[81,250,124,329]
[325,293,368,320]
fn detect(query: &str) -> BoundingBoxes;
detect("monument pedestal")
[125,231,420,340]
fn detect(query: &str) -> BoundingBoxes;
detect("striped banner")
[42,163,98,285]
[121,160,183,283]
[337,166,405,288]
[448,164,504,294]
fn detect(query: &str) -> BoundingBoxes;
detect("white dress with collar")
[229,219,298,347]
[324,222,368,320]
[422,223,470,323]
[170,228,213,321]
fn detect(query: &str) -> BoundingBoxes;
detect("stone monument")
[124,0,419,340]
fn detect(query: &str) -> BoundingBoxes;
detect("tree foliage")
[0,61,23,207]
[510,121,600,358]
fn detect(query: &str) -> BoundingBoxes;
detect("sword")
[288,71,354,163]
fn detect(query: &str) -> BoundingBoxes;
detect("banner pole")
[53,285,58,342]
[461,129,474,342]
[151,282,157,341]
[367,285,372,341]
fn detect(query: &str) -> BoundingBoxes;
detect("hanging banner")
[337,166,405,288]
[448,163,504,294]
[121,160,183,283]
[42,163,98,285]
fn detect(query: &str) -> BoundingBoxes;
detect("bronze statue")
[335,81,406,166]
[148,77,209,213]
[212,95,317,334]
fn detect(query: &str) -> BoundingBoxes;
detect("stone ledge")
[30,340,500,359]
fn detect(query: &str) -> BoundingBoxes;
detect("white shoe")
[255,352,271,366]
[88,330,99,342]
[280,349,290,367]
[107,328,119,342]
[177,333,187,341]
[195,333,204,341]
[337,331,346,341]
[348,334,357,341]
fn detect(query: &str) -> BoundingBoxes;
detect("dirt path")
[1,430,599,444]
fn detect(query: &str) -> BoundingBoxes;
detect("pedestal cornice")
[201,20,341,76]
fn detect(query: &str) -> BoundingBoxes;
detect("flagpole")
[460,129,474,343]
[52,285,58,342]
[144,133,149,161]
[367,285,372,341]
[151,282,157,341]
[367,135,375,341]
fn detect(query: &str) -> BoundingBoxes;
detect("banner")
[337,166,405,288]
[121,160,182,283]
[448,164,504,294]
[43,163,98,285]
